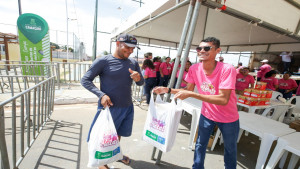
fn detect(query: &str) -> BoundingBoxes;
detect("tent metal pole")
[165,0,195,102]
[176,0,202,89]
[151,0,196,165]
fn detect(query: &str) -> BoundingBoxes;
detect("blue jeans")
[193,114,240,169]
[278,88,293,99]
[159,75,170,87]
[145,78,157,104]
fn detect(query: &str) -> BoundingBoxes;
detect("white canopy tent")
[109,0,300,163]
[110,0,300,52]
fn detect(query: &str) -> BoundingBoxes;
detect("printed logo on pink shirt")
[201,82,216,94]
[280,83,288,87]
[100,131,118,148]
[237,78,245,82]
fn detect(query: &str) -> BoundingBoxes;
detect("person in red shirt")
[142,59,157,104]
[278,71,298,99]
[235,67,255,95]
[257,59,272,81]
[261,70,278,91]
[159,57,172,87]
[175,60,192,88]
[153,57,161,86]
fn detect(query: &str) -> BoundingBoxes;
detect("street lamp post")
[65,0,69,62]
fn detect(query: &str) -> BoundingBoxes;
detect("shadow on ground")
[33,120,82,169]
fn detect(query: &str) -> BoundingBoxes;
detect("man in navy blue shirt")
[81,34,144,169]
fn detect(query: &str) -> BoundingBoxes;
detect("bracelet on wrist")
[167,87,171,93]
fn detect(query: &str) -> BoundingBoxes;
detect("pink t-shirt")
[296,85,300,96]
[176,70,188,88]
[160,62,172,75]
[185,62,239,123]
[261,77,278,91]
[235,73,255,91]
[278,78,298,90]
[153,62,161,72]
[144,67,156,78]
[257,64,272,78]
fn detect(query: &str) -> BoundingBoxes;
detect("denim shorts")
[87,104,134,142]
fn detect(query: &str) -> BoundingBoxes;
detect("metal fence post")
[0,107,10,169]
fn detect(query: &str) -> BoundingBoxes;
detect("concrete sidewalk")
[12,86,275,169]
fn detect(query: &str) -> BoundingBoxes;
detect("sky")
[0,0,154,56]
[0,0,249,66]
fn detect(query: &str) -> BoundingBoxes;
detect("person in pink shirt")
[176,60,192,88]
[235,67,255,95]
[257,59,272,81]
[278,71,298,99]
[261,70,279,91]
[296,85,300,96]
[235,62,243,74]
[159,57,172,87]
[154,37,239,169]
[153,57,161,86]
[142,59,157,104]
[144,52,153,60]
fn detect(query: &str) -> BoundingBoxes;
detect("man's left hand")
[129,68,141,82]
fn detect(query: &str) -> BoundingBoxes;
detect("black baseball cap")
[117,34,140,49]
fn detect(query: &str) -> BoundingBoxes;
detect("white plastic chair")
[286,96,300,120]
[266,132,300,169]
[211,105,290,151]
[261,105,290,122]
[271,91,283,101]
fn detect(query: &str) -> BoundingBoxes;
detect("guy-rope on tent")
[109,0,300,163]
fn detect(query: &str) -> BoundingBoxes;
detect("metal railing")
[0,76,55,169]
[131,82,145,104]
[0,61,100,92]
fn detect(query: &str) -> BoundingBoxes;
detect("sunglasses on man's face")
[196,46,214,52]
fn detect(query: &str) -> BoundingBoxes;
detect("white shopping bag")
[142,93,182,152]
[87,107,123,168]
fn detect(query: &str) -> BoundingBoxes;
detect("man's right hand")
[101,95,113,108]
[153,87,168,94]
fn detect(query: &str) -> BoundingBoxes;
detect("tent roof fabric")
[111,0,300,52]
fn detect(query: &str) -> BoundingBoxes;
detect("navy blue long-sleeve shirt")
[81,54,144,107]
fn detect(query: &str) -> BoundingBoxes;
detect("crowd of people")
[235,59,300,100]
[141,53,192,104]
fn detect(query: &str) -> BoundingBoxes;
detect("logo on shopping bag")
[100,131,118,148]
[146,130,165,145]
[150,117,166,132]
[95,147,121,159]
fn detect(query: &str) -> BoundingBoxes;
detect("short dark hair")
[201,37,220,48]
[283,71,292,76]
[144,52,152,58]
[142,59,155,69]
[265,70,278,78]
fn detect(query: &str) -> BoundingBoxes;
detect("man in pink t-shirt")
[278,71,298,99]
[257,59,272,81]
[154,37,239,169]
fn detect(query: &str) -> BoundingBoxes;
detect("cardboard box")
[289,120,300,132]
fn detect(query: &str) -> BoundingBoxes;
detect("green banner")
[17,13,50,75]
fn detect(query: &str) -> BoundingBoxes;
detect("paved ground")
[2,85,294,169]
